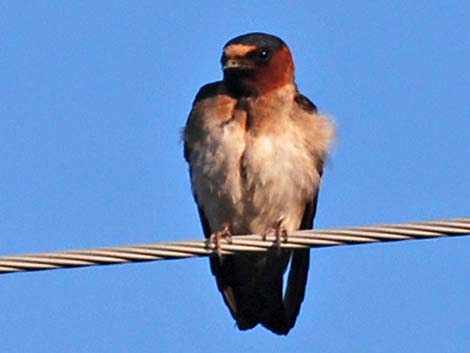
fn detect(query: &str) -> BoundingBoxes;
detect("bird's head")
[221,33,295,97]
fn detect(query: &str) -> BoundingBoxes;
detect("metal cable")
[1,217,469,275]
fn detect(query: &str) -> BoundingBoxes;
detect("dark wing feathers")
[184,82,222,163]
[196,205,212,239]
[283,191,319,330]
[281,123,324,331]
[294,92,318,113]
[195,199,259,329]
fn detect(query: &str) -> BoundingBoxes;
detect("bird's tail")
[211,248,310,335]
[259,248,310,334]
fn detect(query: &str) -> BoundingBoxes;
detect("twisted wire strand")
[1,217,469,275]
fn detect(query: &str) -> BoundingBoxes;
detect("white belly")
[191,121,318,235]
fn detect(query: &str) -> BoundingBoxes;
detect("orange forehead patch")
[224,44,257,57]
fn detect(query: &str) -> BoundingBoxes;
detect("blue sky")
[1,1,469,352]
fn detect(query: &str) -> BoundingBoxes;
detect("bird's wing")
[184,82,253,326]
[282,92,325,330]
[183,81,222,164]
[283,179,320,329]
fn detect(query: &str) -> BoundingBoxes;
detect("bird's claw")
[262,217,288,254]
[208,223,232,259]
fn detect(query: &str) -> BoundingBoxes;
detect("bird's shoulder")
[193,81,225,102]
[183,81,238,162]
[293,91,318,113]
[187,81,237,121]
[183,83,221,163]
[289,90,335,159]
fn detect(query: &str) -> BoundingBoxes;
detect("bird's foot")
[274,217,288,253]
[262,217,288,254]
[208,223,232,259]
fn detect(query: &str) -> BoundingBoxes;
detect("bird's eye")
[257,48,271,61]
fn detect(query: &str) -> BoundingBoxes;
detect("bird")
[183,32,334,335]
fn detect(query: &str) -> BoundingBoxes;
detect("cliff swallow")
[183,32,334,334]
